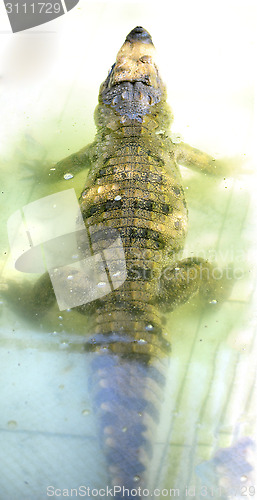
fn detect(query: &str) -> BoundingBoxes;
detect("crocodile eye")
[139,55,152,64]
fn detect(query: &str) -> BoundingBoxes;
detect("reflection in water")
[196,437,255,499]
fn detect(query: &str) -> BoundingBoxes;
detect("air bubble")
[7,420,17,429]
[145,324,154,331]
[60,342,69,349]
[67,275,73,280]
[82,409,90,416]
[64,173,74,180]
[209,299,218,305]
[133,475,140,482]
[114,195,121,201]
[105,437,115,446]
[240,475,247,482]
[171,133,183,144]
[104,426,113,435]
[97,282,106,287]
[138,339,147,344]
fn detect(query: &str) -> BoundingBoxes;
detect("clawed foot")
[1,279,37,320]
[1,274,56,321]
[19,158,61,184]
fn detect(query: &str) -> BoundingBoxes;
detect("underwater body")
[2,26,255,499]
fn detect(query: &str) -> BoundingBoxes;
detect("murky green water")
[0,2,256,499]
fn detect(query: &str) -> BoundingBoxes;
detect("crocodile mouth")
[98,28,166,122]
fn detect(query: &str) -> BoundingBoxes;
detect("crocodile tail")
[89,352,166,498]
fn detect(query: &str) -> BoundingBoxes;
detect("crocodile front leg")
[43,140,97,183]
[174,141,240,176]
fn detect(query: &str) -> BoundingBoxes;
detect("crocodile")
[4,27,231,498]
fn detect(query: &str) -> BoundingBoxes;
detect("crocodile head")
[98,27,167,122]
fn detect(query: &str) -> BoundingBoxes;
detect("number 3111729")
[5,3,62,14]
[199,486,255,497]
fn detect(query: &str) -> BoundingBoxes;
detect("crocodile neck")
[94,98,173,141]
